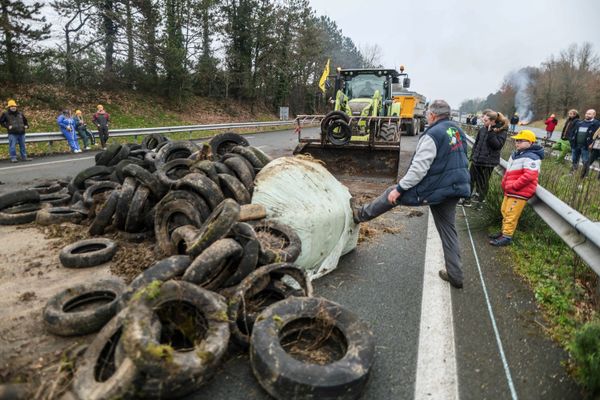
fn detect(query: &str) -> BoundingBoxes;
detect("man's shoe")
[438,270,463,289]
[349,197,362,224]
[10,158,17,163]
[490,236,513,246]
[488,232,503,240]
[85,146,91,150]
[462,198,472,207]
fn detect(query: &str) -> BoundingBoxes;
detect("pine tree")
[0,0,50,81]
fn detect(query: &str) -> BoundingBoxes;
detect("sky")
[309,0,600,108]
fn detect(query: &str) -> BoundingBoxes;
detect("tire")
[89,190,120,235]
[246,146,272,167]
[114,158,146,183]
[214,161,233,175]
[141,132,168,151]
[113,177,138,230]
[117,255,192,311]
[95,144,122,166]
[182,238,244,289]
[186,198,240,258]
[190,160,219,183]
[59,238,118,268]
[83,182,120,208]
[29,179,67,194]
[231,145,266,169]
[116,230,154,243]
[72,308,158,400]
[209,132,249,157]
[156,158,194,188]
[250,296,375,400]
[229,263,312,348]
[0,189,40,210]
[122,281,229,397]
[253,219,302,264]
[122,164,166,199]
[154,141,199,169]
[43,278,125,336]
[154,195,205,255]
[218,173,251,205]
[222,222,260,287]
[36,207,84,226]
[73,166,114,190]
[175,172,224,210]
[406,121,415,136]
[107,145,131,167]
[223,155,255,191]
[170,224,200,255]
[40,192,72,207]
[327,119,352,146]
[320,111,350,136]
[379,123,398,141]
[124,185,152,233]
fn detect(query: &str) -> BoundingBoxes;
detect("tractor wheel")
[419,118,426,132]
[406,121,415,136]
[379,123,398,141]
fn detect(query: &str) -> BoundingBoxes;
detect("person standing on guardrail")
[581,124,600,179]
[463,110,508,207]
[569,109,599,175]
[544,114,558,140]
[510,113,519,134]
[92,104,110,149]
[471,115,478,126]
[490,130,544,246]
[74,110,95,150]
[352,99,470,289]
[0,99,32,163]
[57,109,81,153]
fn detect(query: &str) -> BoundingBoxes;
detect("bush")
[569,320,600,395]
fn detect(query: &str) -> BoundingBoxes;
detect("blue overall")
[57,114,81,152]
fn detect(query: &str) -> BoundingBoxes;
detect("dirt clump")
[109,239,157,284]
[18,291,37,302]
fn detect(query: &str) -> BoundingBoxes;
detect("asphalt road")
[0,128,581,399]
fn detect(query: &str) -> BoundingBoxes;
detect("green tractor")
[328,67,409,141]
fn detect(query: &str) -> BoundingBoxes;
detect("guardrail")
[460,123,600,275]
[0,120,295,145]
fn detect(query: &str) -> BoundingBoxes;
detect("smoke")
[507,69,534,123]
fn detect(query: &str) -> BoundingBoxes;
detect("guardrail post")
[134,135,138,143]
[48,140,53,150]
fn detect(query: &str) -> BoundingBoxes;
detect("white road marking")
[0,156,95,172]
[461,206,518,400]
[414,211,459,400]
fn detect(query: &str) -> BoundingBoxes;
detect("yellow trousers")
[501,196,527,237]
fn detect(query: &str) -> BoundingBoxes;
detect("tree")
[359,43,383,68]
[0,0,50,81]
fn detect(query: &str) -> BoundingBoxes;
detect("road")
[0,128,581,399]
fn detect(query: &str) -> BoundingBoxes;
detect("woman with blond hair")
[463,110,508,206]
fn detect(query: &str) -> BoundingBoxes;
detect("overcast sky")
[309,0,600,108]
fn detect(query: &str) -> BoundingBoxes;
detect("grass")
[479,161,600,395]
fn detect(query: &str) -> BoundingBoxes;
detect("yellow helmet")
[7,99,17,107]
[97,104,104,110]
[512,130,536,143]
[75,109,82,115]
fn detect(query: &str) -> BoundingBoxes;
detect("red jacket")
[501,144,544,199]
[544,117,558,132]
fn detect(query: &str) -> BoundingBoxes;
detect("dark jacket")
[92,111,110,128]
[569,119,600,148]
[471,120,508,167]
[510,115,519,125]
[560,116,579,141]
[0,109,28,135]
[399,118,470,206]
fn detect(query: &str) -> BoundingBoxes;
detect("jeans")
[469,164,494,200]
[8,133,27,160]
[572,146,589,168]
[509,124,516,133]
[77,127,95,148]
[98,126,109,147]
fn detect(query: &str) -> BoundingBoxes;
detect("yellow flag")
[319,59,330,93]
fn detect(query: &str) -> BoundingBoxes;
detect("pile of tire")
[2,132,375,399]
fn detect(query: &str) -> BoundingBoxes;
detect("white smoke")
[507,69,534,124]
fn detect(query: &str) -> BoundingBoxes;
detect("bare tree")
[358,43,383,68]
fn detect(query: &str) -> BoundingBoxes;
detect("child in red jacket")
[490,130,544,246]
[544,114,558,140]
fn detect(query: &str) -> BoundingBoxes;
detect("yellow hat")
[75,109,82,115]
[7,99,17,107]
[512,130,536,143]
[97,104,104,110]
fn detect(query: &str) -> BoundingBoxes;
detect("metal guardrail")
[460,123,600,275]
[0,121,295,145]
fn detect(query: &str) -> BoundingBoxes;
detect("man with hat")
[489,130,544,246]
[0,99,31,162]
[92,104,110,149]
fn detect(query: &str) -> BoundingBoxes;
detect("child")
[489,130,544,246]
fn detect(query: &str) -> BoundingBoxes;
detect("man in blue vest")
[353,99,471,288]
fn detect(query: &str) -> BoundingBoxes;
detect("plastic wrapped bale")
[251,156,358,279]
